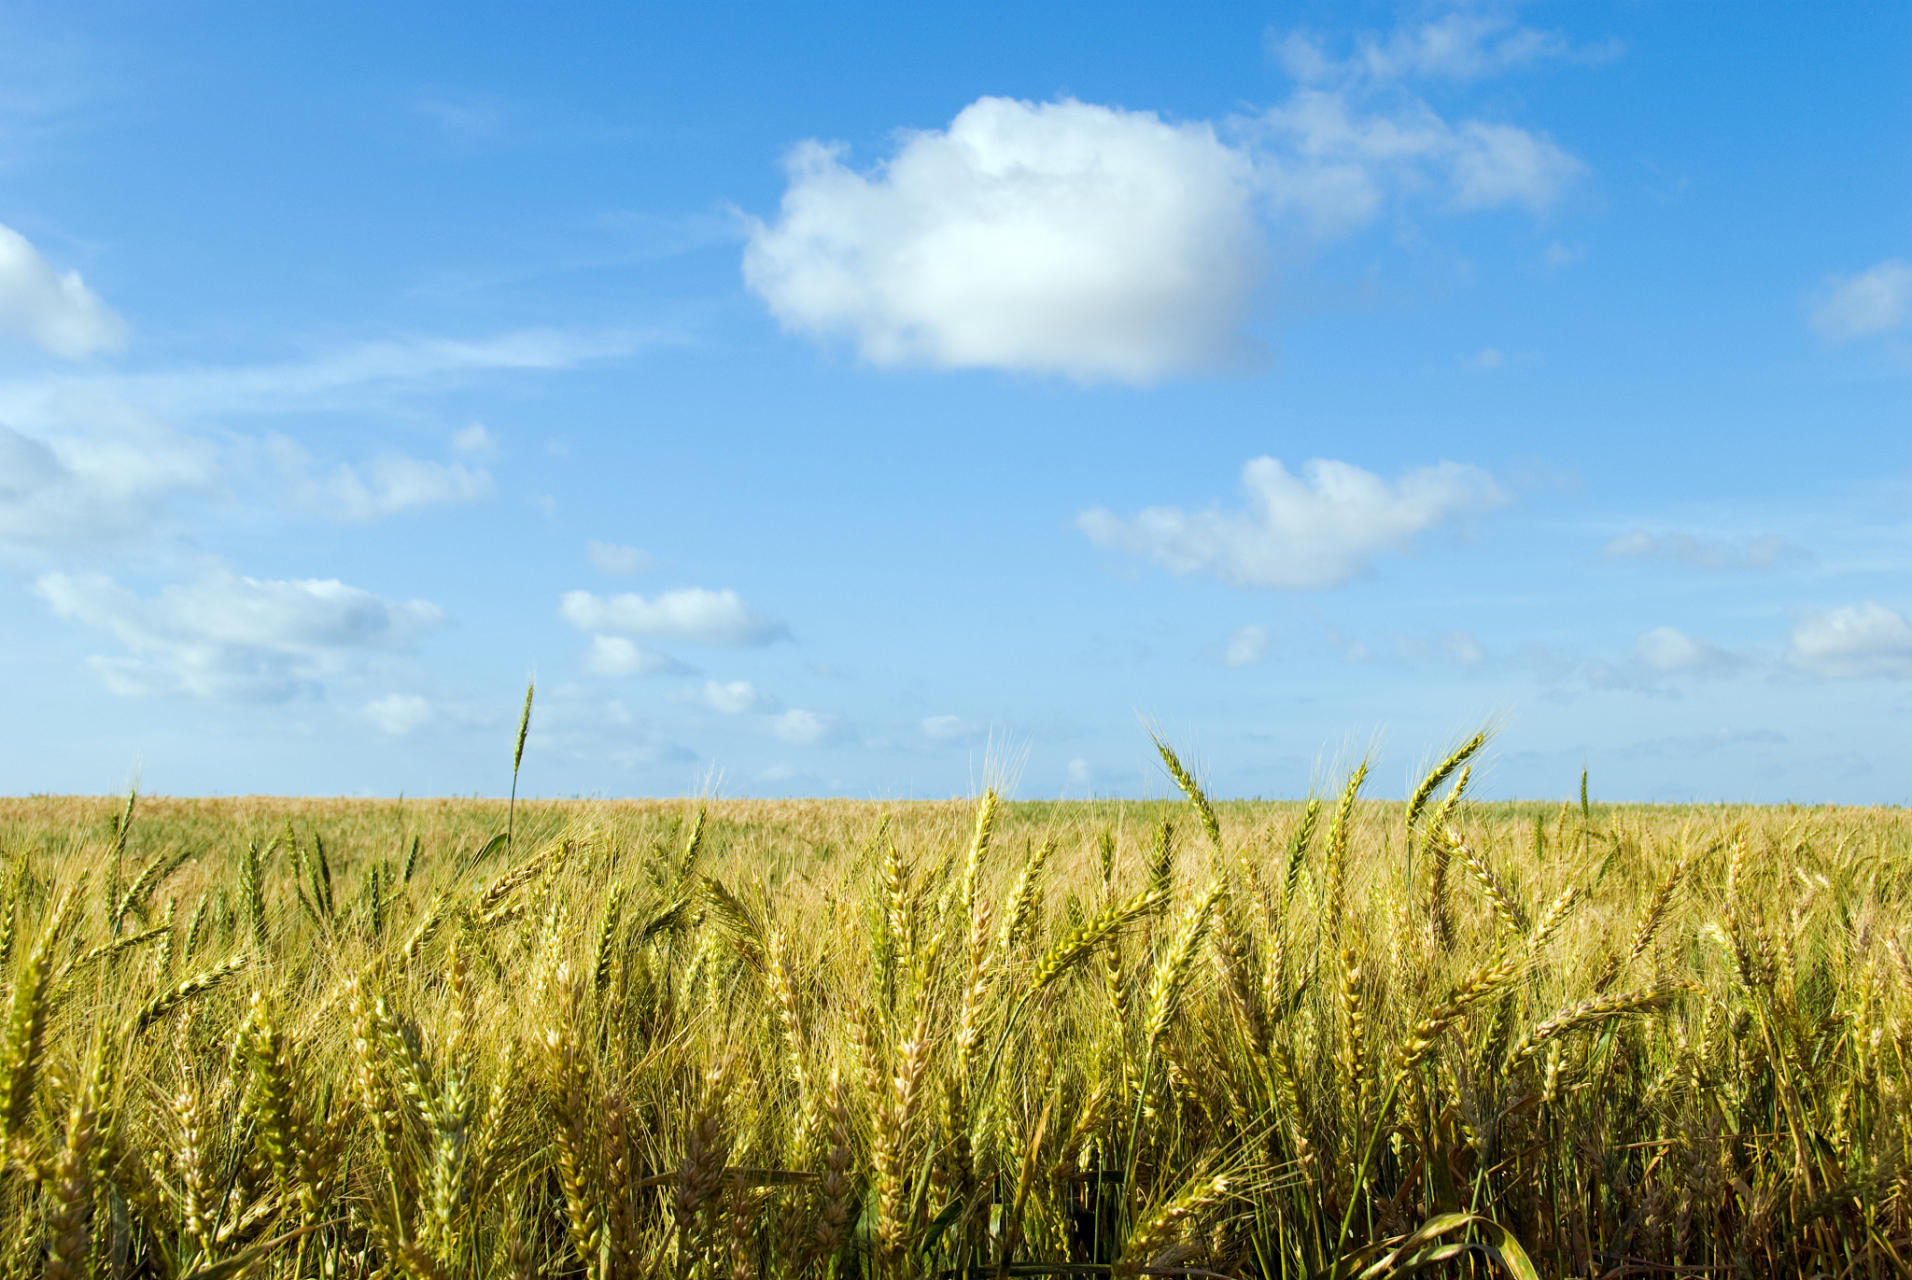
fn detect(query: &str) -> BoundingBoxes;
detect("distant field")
[0,759,1907,1277]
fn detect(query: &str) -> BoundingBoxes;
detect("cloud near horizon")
[1787,603,1912,679]
[35,568,442,701]
[1079,456,1506,589]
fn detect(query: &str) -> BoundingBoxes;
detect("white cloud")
[1252,89,1581,233]
[770,708,842,746]
[326,454,493,520]
[1273,14,1616,84]
[0,419,216,554]
[703,679,771,714]
[1588,626,1742,689]
[1223,624,1270,666]
[1442,632,1487,666]
[451,423,499,458]
[1604,530,1799,571]
[586,541,656,575]
[1066,758,1093,786]
[582,635,682,678]
[1447,121,1581,210]
[1078,456,1505,589]
[364,693,434,736]
[1632,626,1738,674]
[262,434,494,521]
[0,329,656,426]
[1810,259,1912,340]
[743,96,1265,383]
[921,714,986,743]
[1788,603,1912,679]
[559,587,785,645]
[1463,347,1539,372]
[0,223,126,358]
[35,568,442,701]
[744,67,1584,382]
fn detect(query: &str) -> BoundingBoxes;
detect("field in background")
[0,751,1908,1278]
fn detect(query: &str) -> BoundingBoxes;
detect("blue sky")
[1,2,1908,803]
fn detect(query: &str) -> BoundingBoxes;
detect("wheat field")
[0,734,1907,1279]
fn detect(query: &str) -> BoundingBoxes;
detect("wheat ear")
[1394,948,1526,1080]
[135,953,248,1034]
[1324,761,1370,939]
[1505,981,1693,1072]
[1144,881,1222,1053]
[1594,845,1694,992]
[44,1064,103,1280]
[1446,827,1528,935]
[1,887,80,1145]
[1154,733,1222,849]
[1405,730,1487,836]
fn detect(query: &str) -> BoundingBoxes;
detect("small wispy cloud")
[1079,456,1506,589]
[559,587,786,646]
[1222,624,1270,667]
[451,423,499,459]
[921,714,988,744]
[582,635,686,678]
[1588,626,1745,690]
[0,222,126,358]
[265,430,496,522]
[0,328,662,426]
[770,708,846,746]
[1270,13,1621,85]
[35,566,442,702]
[1787,603,1912,679]
[1810,259,1912,341]
[703,679,773,714]
[586,541,657,575]
[364,693,435,736]
[0,419,216,556]
[1603,530,1804,571]
[1464,347,1538,372]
